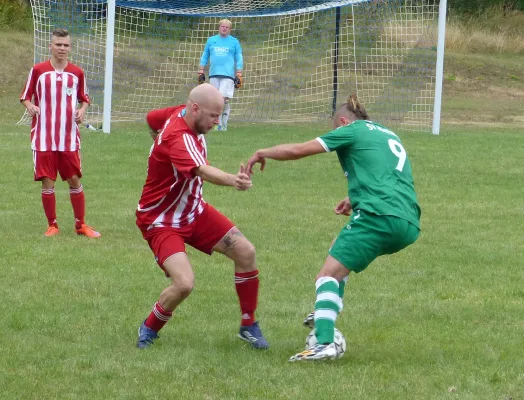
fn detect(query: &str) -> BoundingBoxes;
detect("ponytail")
[340,94,369,120]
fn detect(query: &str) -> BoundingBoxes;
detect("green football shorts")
[329,209,420,273]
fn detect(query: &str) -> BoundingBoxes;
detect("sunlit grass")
[1,121,523,399]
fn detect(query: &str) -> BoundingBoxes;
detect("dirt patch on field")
[487,86,524,99]
[444,117,524,128]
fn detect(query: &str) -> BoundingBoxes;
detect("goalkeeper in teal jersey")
[247,94,421,362]
[198,19,243,131]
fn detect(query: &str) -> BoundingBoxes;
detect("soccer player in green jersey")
[246,94,421,362]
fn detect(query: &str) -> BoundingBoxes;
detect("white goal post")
[23,0,446,134]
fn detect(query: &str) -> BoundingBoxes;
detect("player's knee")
[177,285,193,300]
[315,269,349,282]
[67,176,81,188]
[235,239,256,266]
[172,277,194,299]
[42,177,55,189]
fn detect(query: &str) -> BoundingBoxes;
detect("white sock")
[222,102,231,128]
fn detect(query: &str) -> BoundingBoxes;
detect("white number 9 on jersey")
[388,139,407,172]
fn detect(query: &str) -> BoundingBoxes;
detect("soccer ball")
[305,328,347,359]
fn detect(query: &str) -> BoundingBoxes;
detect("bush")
[445,3,524,53]
[448,0,524,15]
[0,0,33,32]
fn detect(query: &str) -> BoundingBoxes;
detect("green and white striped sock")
[314,277,342,344]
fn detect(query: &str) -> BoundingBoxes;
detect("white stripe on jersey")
[32,71,81,151]
[151,179,191,227]
[183,134,206,165]
[39,76,47,150]
[137,169,180,213]
[137,120,208,230]
[32,150,37,175]
[170,175,198,226]
[198,200,204,215]
[137,193,168,212]
[66,74,77,151]
[21,68,33,100]
[50,73,57,150]
[59,74,67,150]
[31,124,37,150]
[199,133,208,155]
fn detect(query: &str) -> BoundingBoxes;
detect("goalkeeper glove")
[198,73,205,85]
[234,72,242,89]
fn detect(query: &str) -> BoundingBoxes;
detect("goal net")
[23,0,441,131]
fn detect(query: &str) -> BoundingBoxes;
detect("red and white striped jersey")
[136,105,210,232]
[20,60,90,151]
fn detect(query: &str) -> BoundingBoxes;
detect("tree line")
[10,0,524,11]
[3,0,524,32]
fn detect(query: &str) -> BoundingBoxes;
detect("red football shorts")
[33,150,82,181]
[144,204,235,270]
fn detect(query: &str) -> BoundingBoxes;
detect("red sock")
[235,269,259,326]
[41,188,57,227]
[70,185,85,229]
[144,302,173,332]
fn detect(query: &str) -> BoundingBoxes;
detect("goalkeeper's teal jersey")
[316,120,421,228]
[199,35,243,79]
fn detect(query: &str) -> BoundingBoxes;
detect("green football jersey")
[317,120,421,228]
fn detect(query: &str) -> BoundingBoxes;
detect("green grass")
[1,120,523,399]
[442,51,524,126]
[1,16,523,400]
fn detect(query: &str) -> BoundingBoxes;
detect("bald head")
[185,84,224,134]
[188,83,223,109]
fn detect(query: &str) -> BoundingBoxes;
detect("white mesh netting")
[22,0,439,131]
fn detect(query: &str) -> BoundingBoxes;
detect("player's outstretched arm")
[194,164,252,191]
[247,139,325,174]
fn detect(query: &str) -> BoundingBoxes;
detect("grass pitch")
[1,120,523,399]
[1,25,523,400]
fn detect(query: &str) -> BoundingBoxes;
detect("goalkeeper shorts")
[210,77,235,98]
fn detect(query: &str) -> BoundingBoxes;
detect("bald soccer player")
[135,84,269,350]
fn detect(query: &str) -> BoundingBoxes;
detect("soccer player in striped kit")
[135,83,268,350]
[20,28,100,238]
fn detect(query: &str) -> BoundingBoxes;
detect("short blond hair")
[52,28,70,38]
[218,19,232,28]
